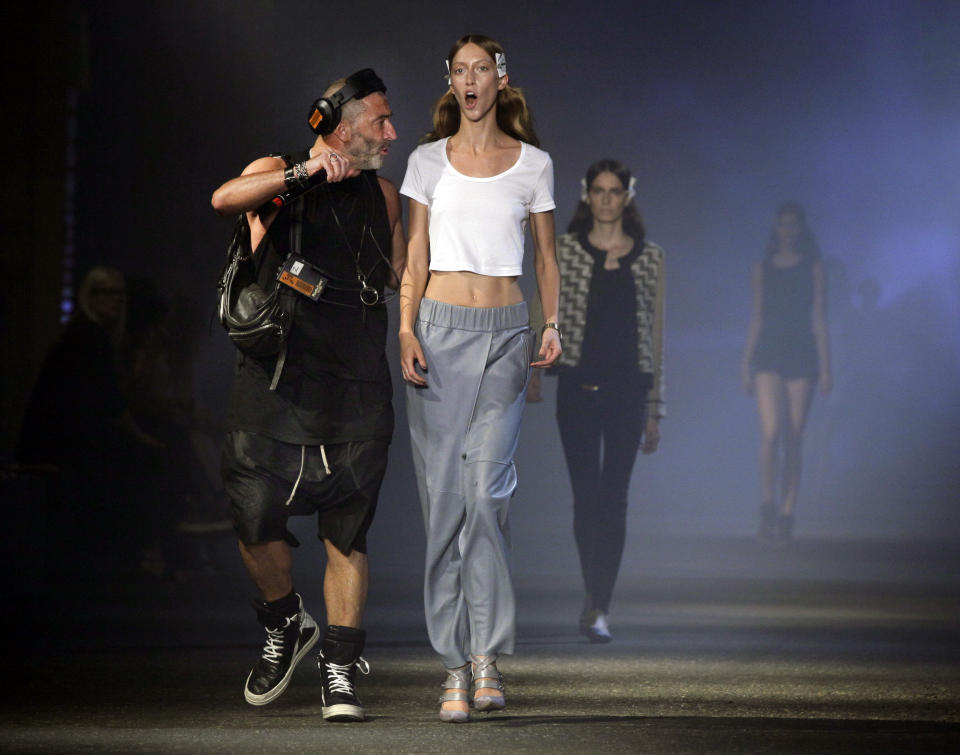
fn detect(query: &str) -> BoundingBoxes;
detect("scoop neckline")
[441,137,526,182]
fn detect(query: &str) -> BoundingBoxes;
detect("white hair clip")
[581,175,637,201]
[445,53,507,83]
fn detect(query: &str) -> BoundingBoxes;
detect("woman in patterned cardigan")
[552,159,665,643]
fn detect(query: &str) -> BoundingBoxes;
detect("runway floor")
[2,535,959,753]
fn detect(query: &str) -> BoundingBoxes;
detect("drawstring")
[284,445,307,506]
[284,444,331,506]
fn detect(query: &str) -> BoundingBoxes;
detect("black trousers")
[556,372,646,613]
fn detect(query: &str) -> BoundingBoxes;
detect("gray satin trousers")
[407,298,533,668]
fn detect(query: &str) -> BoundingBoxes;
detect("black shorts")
[222,430,389,554]
[752,332,819,380]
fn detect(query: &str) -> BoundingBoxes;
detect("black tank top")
[760,254,815,340]
[226,163,395,445]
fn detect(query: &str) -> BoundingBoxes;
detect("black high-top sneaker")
[244,593,319,705]
[316,625,370,722]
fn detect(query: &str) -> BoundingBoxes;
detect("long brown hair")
[422,34,540,147]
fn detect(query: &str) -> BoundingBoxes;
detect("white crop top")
[400,137,555,276]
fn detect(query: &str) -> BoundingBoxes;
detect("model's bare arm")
[529,210,561,367]
[398,199,430,386]
[741,262,763,393]
[378,177,407,290]
[812,259,832,392]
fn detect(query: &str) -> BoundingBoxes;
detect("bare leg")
[442,663,471,716]
[754,372,785,506]
[471,654,503,704]
[238,540,292,602]
[782,378,815,515]
[322,539,368,628]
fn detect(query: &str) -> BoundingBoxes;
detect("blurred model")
[742,201,831,543]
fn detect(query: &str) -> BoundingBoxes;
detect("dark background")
[4,0,959,588]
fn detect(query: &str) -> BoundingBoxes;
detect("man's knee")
[324,539,368,571]
[239,538,291,564]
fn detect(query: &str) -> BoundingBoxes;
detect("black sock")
[254,591,300,626]
[321,624,366,663]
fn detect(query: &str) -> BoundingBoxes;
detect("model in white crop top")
[396,35,562,723]
[400,137,555,276]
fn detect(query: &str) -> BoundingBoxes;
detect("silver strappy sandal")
[438,664,471,723]
[470,654,505,711]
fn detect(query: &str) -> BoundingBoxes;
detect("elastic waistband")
[418,298,529,332]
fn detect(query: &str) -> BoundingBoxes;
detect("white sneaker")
[580,610,613,643]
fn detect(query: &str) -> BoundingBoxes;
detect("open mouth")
[464,91,478,108]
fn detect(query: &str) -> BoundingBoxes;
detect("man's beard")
[347,133,386,170]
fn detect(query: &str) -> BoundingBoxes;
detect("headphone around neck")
[307,68,387,136]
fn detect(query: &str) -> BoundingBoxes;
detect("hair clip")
[581,175,637,201]
[446,53,507,83]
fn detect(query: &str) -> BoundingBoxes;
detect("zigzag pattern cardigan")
[554,232,666,419]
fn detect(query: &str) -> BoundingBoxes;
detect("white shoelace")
[261,615,297,662]
[262,627,285,662]
[323,657,370,695]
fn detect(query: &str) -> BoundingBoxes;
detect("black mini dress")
[752,255,819,380]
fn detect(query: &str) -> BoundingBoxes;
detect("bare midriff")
[425,270,523,308]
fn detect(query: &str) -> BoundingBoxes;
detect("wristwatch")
[541,321,562,344]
